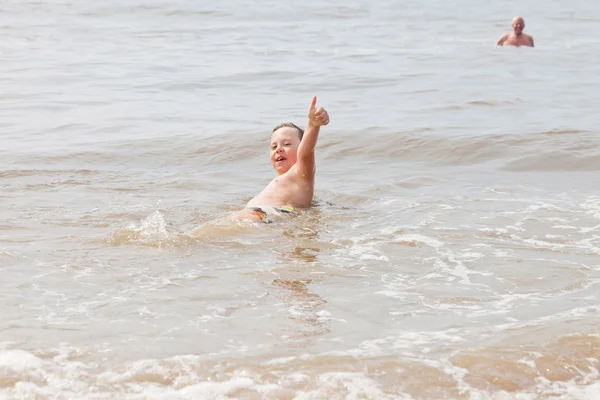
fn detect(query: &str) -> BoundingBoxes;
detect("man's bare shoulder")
[497,32,510,45]
[525,33,534,45]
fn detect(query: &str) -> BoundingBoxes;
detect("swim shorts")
[247,205,294,223]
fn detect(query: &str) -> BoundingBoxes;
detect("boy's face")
[270,127,301,174]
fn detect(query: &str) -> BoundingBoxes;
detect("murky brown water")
[2,0,600,398]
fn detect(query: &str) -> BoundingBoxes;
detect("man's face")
[512,18,524,35]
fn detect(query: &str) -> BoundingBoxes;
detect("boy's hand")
[308,96,330,127]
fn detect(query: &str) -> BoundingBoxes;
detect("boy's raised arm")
[296,96,329,178]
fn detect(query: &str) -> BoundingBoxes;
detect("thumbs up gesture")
[308,96,330,127]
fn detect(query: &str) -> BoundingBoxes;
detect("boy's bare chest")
[264,175,296,193]
[250,173,313,208]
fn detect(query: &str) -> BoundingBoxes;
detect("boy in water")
[234,96,330,223]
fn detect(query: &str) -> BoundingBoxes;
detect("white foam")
[361,253,389,261]
[0,250,26,259]
[581,196,600,220]
[393,234,444,248]
[580,224,600,233]
[493,250,513,257]
[375,290,404,298]
[526,203,569,212]
[264,356,297,366]
[1,349,599,400]
[295,372,405,400]
[547,218,569,222]
[553,225,578,230]
[346,243,389,262]
[434,256,474,285]
[180,377,254,398]
[522,238,568,251]
[461,252,484,259]
[0,350,42,371]
[338,331,467,358]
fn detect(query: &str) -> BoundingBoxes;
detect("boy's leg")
[229,208,267,223]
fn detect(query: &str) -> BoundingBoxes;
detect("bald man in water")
[497,16,534,47]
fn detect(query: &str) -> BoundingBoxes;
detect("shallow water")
[2,0,600,399]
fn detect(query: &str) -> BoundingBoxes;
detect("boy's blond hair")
[272,122,304,140]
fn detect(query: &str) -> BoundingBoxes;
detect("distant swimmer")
[497,16,534,47]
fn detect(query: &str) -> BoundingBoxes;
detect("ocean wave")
[321,129,600,170]
[1,334,598,399]
[6,128,598,174]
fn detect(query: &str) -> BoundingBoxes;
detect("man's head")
[512,16,525,36]
[270,123,304,175]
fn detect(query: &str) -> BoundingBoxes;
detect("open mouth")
[276,156,286,162]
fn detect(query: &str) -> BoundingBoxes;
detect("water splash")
[107,210,170,247]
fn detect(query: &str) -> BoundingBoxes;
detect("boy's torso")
[247,167,314,209]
